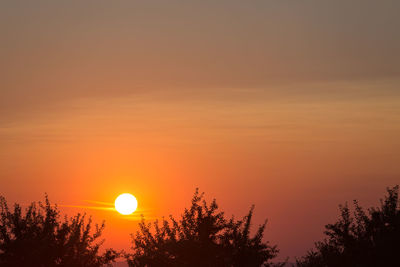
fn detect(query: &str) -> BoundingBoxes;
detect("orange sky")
[1,0,400,260]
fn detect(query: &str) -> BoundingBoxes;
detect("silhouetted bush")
[127,189,282,267]
[297,185,400,267]
[0,195,119,267]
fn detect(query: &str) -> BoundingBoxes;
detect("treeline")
[0,186,399,267]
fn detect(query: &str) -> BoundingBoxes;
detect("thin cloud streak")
[59,205,115,212]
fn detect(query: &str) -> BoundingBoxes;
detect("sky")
[1,0,400,260]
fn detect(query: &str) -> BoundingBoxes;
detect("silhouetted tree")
[127,189,282,267]
[297,185,400,267]
[0,195,120,267]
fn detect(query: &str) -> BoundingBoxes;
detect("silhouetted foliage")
[297,185,400,267]
[127,189,282,267]
[0,195,120,267]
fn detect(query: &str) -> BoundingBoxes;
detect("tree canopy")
[2,186,399,267]
[127,189,281,267]
[297,186,400,267]
[0,195,119,267]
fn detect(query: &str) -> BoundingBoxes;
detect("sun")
[115,193,138,215]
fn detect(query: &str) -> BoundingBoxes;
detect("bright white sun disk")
[115,193,138,215]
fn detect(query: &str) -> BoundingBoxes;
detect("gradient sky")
[1,0,400,260]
